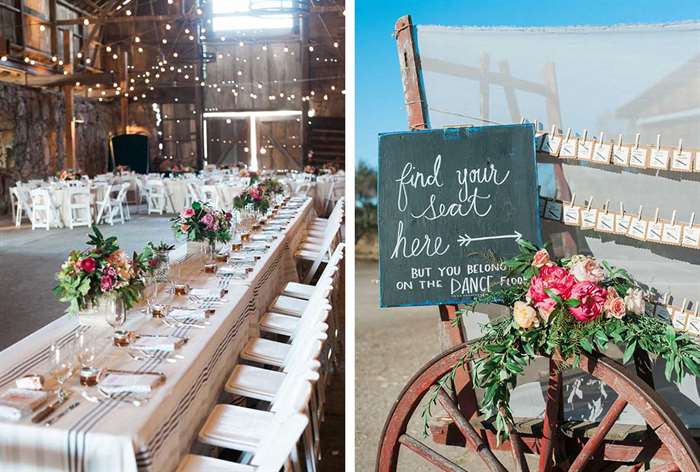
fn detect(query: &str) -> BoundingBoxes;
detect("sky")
[356,0,700,168]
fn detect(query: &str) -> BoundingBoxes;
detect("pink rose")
[200,213,214,228]
[535,298,557,322]
[181,208,195,218]
[568,281,607,322]
[100,275,114,291]
[532,249,550,268]
[527,265,576,304]
[79,257,97,273]
[604,287,626,319]
[570,256,605,283]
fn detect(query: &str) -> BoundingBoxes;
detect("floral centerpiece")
[424,240,700,443]
[141,241,175,279]
[233,185,271,213]
[170,201,232,255]
[54,226,146,316]
[259,178,285,197]
[57,168,81,181]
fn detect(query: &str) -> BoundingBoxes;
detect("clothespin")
[694,301,699,317]
[582,129,588,142]
[678,138,683,153]
[663,292,669,305]
[565,128,572,142]
[671,210,677,226]
[550,124,557,137]
[617,134,623,147]
[638,205,644,219]
[534,120,539,131]
[604,200,610,213]
[681,298,688,312]
[587,196,593,211]
[690,212,696,228]
[570,193,576,206]
[619,202,624,215]
[654,208,660,224]
[656,134,662,151]
[634,133,640,150]
[598,131,604,144]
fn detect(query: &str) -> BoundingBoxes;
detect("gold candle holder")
[231,242,242,252]
[113,330,131,347]
[204,263,218,274]
[215,253,228,263]
[174,284,188,296]
[79,367,99,387]
[150,303,166,318]
[241,232,251,242]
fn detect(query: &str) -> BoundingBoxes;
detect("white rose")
[624,288,645,315]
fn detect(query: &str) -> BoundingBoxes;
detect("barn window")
[212,0,295,32]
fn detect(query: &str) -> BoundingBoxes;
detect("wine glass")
[49,343,75,400]
[74,332,99,386]
[105,297,127,340]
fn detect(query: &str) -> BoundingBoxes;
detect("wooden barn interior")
[0,0,345,214]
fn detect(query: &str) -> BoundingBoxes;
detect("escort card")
[649,149,670,170]
[615,213,632,235]
[671,150,693,172]
[595,212,616,233]
[645,221,664,243]
[628,217,648,240]
[547,135,562,156]
[630,147,648,168]
[559,139,577,159]
[612,145,630,167]
[576,139,594,160]
[543,200,563,221]
[592,142,612,164]
[661,222,683,245]
[581,208,598,230]
[682,225,700,248]
[562,204,581,226]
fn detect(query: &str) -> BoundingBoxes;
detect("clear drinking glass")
[49,343,75,400]
[105,297,127,337]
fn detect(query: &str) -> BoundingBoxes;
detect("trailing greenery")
[422,240,700,444]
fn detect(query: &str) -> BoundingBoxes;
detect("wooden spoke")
[498,406,529,472]
[436,389,508,472]
[569,397,628,472]
[398,434,467,472]
[538,356,562,472]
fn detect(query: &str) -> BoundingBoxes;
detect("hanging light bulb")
[134,36,140,43]
[39,25,46,31]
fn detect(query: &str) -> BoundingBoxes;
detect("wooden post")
[119,47,128,134]
[479,53,490,122]
[49,0,58,58]
[394,15,428,130]
[300,11,310,167]
[62,29,75,170]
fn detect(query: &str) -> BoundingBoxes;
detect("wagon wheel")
[376,342,700,472]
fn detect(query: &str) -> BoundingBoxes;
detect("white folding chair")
[177,414,309,472]
[146,180,167,215]
[9,186,31,227]
[197,376,312,454]
[200,185,221,209]
[30,188,59,230]
[94,183,113,225]
[66,187,92,229]
[281,244,344,301]
[102,183,129,225]
[296,203,343,284]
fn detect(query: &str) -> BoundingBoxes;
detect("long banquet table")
[0,197,315,472]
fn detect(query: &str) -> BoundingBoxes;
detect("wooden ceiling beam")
[25,71,115,87]
[44,14,199,26]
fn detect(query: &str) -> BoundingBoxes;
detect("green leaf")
[622,341,637,364]
[565,298,581,307]
[580,338,594,353]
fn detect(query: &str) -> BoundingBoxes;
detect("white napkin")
[251,234,274,241]
[0,405,21,421]
[189,288,220,298]
[218,266,249,277]
[244,242,268,251]
[99,373,161,394]
[229,254,256,262]
[131,336,186,351]
[168,308,207,321]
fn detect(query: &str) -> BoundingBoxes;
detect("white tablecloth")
[164,181,246,213]
[0,198,315,472]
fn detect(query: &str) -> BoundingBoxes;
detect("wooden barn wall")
[203,42,302,112]
[160,102,198,169]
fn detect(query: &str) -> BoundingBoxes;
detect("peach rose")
[513,301,539,329]
[570,256,605,283]
[535,298,557,323]
[604,287,626,319]
[532,248,550,268]
[624,288,645,315]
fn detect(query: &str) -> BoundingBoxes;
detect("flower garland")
[170,201,232,244]
[57,168,82,181]
[423,240,700,443]
[53,226,146,314]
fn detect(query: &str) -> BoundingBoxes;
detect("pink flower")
[225,212,232,221]
[568,281,607,322]
[527,265,576,304]
[535,298,557,322]
[570,256,605,283]
[604,287,626,319]
[181,208,195,218]
[100,275,114,291]
[79,257,97,273]
[200,213,214,228]
[532,249,550,268]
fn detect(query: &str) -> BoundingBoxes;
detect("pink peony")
[513,301,539,329]
[79,257,97,273]
[100,275,114,291]
[570,256,605,283]
[200,213,214,228]
[568,281,607,322]
[527,265,576,304]
[532,249,550,268]
[181,208,195,218]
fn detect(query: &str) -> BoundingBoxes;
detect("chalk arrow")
[458,230,523,247]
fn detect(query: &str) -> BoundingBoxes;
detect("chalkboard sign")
[378,124,541,307]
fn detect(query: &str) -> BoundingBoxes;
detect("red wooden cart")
[376,15,700,472]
